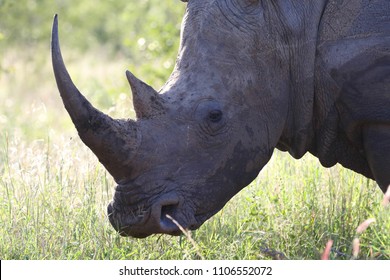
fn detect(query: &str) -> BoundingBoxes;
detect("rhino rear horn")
[126,70,165,118]
[51,15,140,182]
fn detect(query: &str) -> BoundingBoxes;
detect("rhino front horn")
[126,70,165,119]
[51,14,140,182]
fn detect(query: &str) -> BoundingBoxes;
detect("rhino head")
[52,1,291,238]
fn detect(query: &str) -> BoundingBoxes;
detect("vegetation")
[0,0,388,260]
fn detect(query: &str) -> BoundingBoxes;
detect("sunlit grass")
[1,132,388,259]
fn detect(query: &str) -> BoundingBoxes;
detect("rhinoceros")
[51,0,390,238]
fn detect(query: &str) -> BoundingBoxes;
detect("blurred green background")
[0,0,185,139]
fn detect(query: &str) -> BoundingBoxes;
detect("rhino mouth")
[107,192,201,238]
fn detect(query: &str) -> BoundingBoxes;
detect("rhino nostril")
[160,203,180,231]
[161,204,177,220]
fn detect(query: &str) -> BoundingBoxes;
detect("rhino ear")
[126,70,165,119]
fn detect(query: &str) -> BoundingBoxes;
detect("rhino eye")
[208,110,223,123]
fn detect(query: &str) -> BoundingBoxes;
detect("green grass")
[0,1,388,260]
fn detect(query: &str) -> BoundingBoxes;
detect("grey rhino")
[52,0,390,238]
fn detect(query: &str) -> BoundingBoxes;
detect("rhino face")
[52,0,288,237]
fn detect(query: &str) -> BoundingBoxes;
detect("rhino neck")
[270,0,328,159]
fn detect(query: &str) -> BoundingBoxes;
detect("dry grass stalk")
[352,217,375,259]
[356,218,376,234]
[350,186,388,259]
[382,185,390,207]
[352,238,360,258]
[321,240,333,260]
[165,214,205,260]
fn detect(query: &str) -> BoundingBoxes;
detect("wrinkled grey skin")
[52,0,390,238]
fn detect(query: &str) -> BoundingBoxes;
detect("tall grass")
[0,94,388,259]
